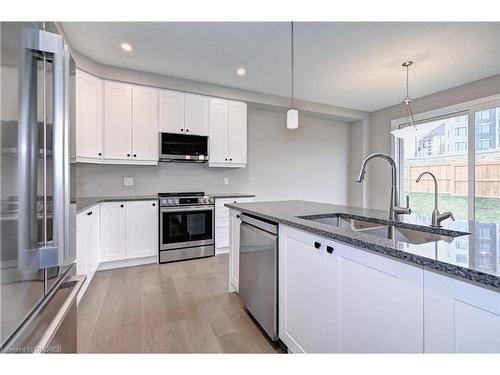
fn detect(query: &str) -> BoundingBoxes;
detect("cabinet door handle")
[225,158,228,161]
[229,158,232,161]
[152,203,156,207]
[98,152,102,156]
[186,128,189,132]
[180,128,184,131]
[87,211,92,216]
[127,154,130,157]
[314,241,321,249]
[133,154,137,157]
[236,214,240,219]
[120,204,124,208]
[327,246,334,254]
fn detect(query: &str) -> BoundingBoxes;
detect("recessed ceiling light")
[237,67,246,76]
[121,42,133,52]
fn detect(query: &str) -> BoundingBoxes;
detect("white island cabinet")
[423,270,500,353]
[278,224,500,353]
[325,238,423,353]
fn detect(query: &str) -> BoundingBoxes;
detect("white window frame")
[391,94,500,222]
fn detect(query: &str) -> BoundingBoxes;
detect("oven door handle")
[160,205,214,213]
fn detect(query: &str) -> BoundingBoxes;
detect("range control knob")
[202,197,209,204]
[160,198,167,206]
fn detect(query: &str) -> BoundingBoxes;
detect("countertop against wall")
[226,200,500,290]
[76,193,255,213]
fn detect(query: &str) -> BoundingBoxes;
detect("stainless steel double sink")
[299,214,469,245]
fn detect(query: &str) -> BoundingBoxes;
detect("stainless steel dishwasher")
[239,214,279,341]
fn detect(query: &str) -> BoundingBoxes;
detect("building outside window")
[393,105,500,225]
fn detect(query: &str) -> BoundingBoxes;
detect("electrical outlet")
[123,177,134,186]
[224,177,229,185]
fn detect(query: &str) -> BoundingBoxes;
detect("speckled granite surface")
[225,200,500,290]
[77,196,158,213]
[77,193,254,213]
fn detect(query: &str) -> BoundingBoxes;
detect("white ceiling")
[61,22,500,112]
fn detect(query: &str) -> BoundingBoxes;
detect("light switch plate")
[224,177,229,185]
[123,177,134,186]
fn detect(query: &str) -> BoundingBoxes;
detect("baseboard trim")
[98,256,157,271]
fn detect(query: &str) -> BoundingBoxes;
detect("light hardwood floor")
[77,254,283,353]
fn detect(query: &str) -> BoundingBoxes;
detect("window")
[479,110,491,120]
[455,142,467,151]
[478,124,491,134]
[477,139,492,150]
[393,114,469,222]
[394,105,500,225]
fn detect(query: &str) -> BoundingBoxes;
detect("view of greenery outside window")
[395,114,469,221]
[394,107,500,225]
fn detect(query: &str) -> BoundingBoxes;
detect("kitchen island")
[225,200,500,353]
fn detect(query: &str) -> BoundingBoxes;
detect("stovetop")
[158,192,213,207]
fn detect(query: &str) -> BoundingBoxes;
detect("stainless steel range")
[158,192,215,263]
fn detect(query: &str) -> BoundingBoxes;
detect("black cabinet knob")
[87,211,92,216]
[133,154,137,157]
[127,154,130,157]
[327,246,334,254]
[236,214,240,219]
[120,204,124,208]
[186,129,189,132]
[98,152,102,156]
[181,128,184,131]
[225,158,228,161]
[229,158,232,161]
[314,241,321,249]
[152,203,156,207]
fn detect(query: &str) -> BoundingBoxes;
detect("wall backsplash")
[76,107,350,204]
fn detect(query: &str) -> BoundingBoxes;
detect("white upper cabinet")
[228,101,247,164]
[76,70,103,160]
[208,98,247,168]
[132,85,158,161]
[208,98,229,164]
[184,94,209,135]
[104,81,132,160]
[159,89,185,134]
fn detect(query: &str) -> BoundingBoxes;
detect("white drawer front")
[215,207,229,219]
[215,197,254,208]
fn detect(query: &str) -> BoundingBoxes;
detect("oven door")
[160,205,214,250]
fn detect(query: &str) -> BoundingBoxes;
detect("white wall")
[77,107,350,204]
[365,74,500,210]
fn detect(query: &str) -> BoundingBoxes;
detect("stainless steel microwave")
[159,132,209,162]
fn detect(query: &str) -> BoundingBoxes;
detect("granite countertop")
[76,196,158,213]
[225,200,500,291]
[76,193,255,213]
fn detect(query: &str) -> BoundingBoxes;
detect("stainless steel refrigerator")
[1,22,83,353]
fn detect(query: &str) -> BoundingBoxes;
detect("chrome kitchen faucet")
[415,171,455,227]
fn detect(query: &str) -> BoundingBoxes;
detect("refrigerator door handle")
[19,28,66,269]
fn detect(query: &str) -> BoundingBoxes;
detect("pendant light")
[402,60,416,127]
[287,21,298,129]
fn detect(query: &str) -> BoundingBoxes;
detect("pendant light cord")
[291,21,295,109]
[405,64,410,99]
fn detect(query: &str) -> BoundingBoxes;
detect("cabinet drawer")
[215,217,229,228]
[215,197,254,208]
[215,207,229,219]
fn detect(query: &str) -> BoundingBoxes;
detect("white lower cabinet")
[325,239,423,353]
[126,200,158,259]
[100,200,158,263]
[76,205,100,304]
[423,270,500,353]
[215,197,254,254]
[279,225,423,353]
[279,226,327,353]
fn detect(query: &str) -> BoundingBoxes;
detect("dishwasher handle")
[240,214,278,235]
